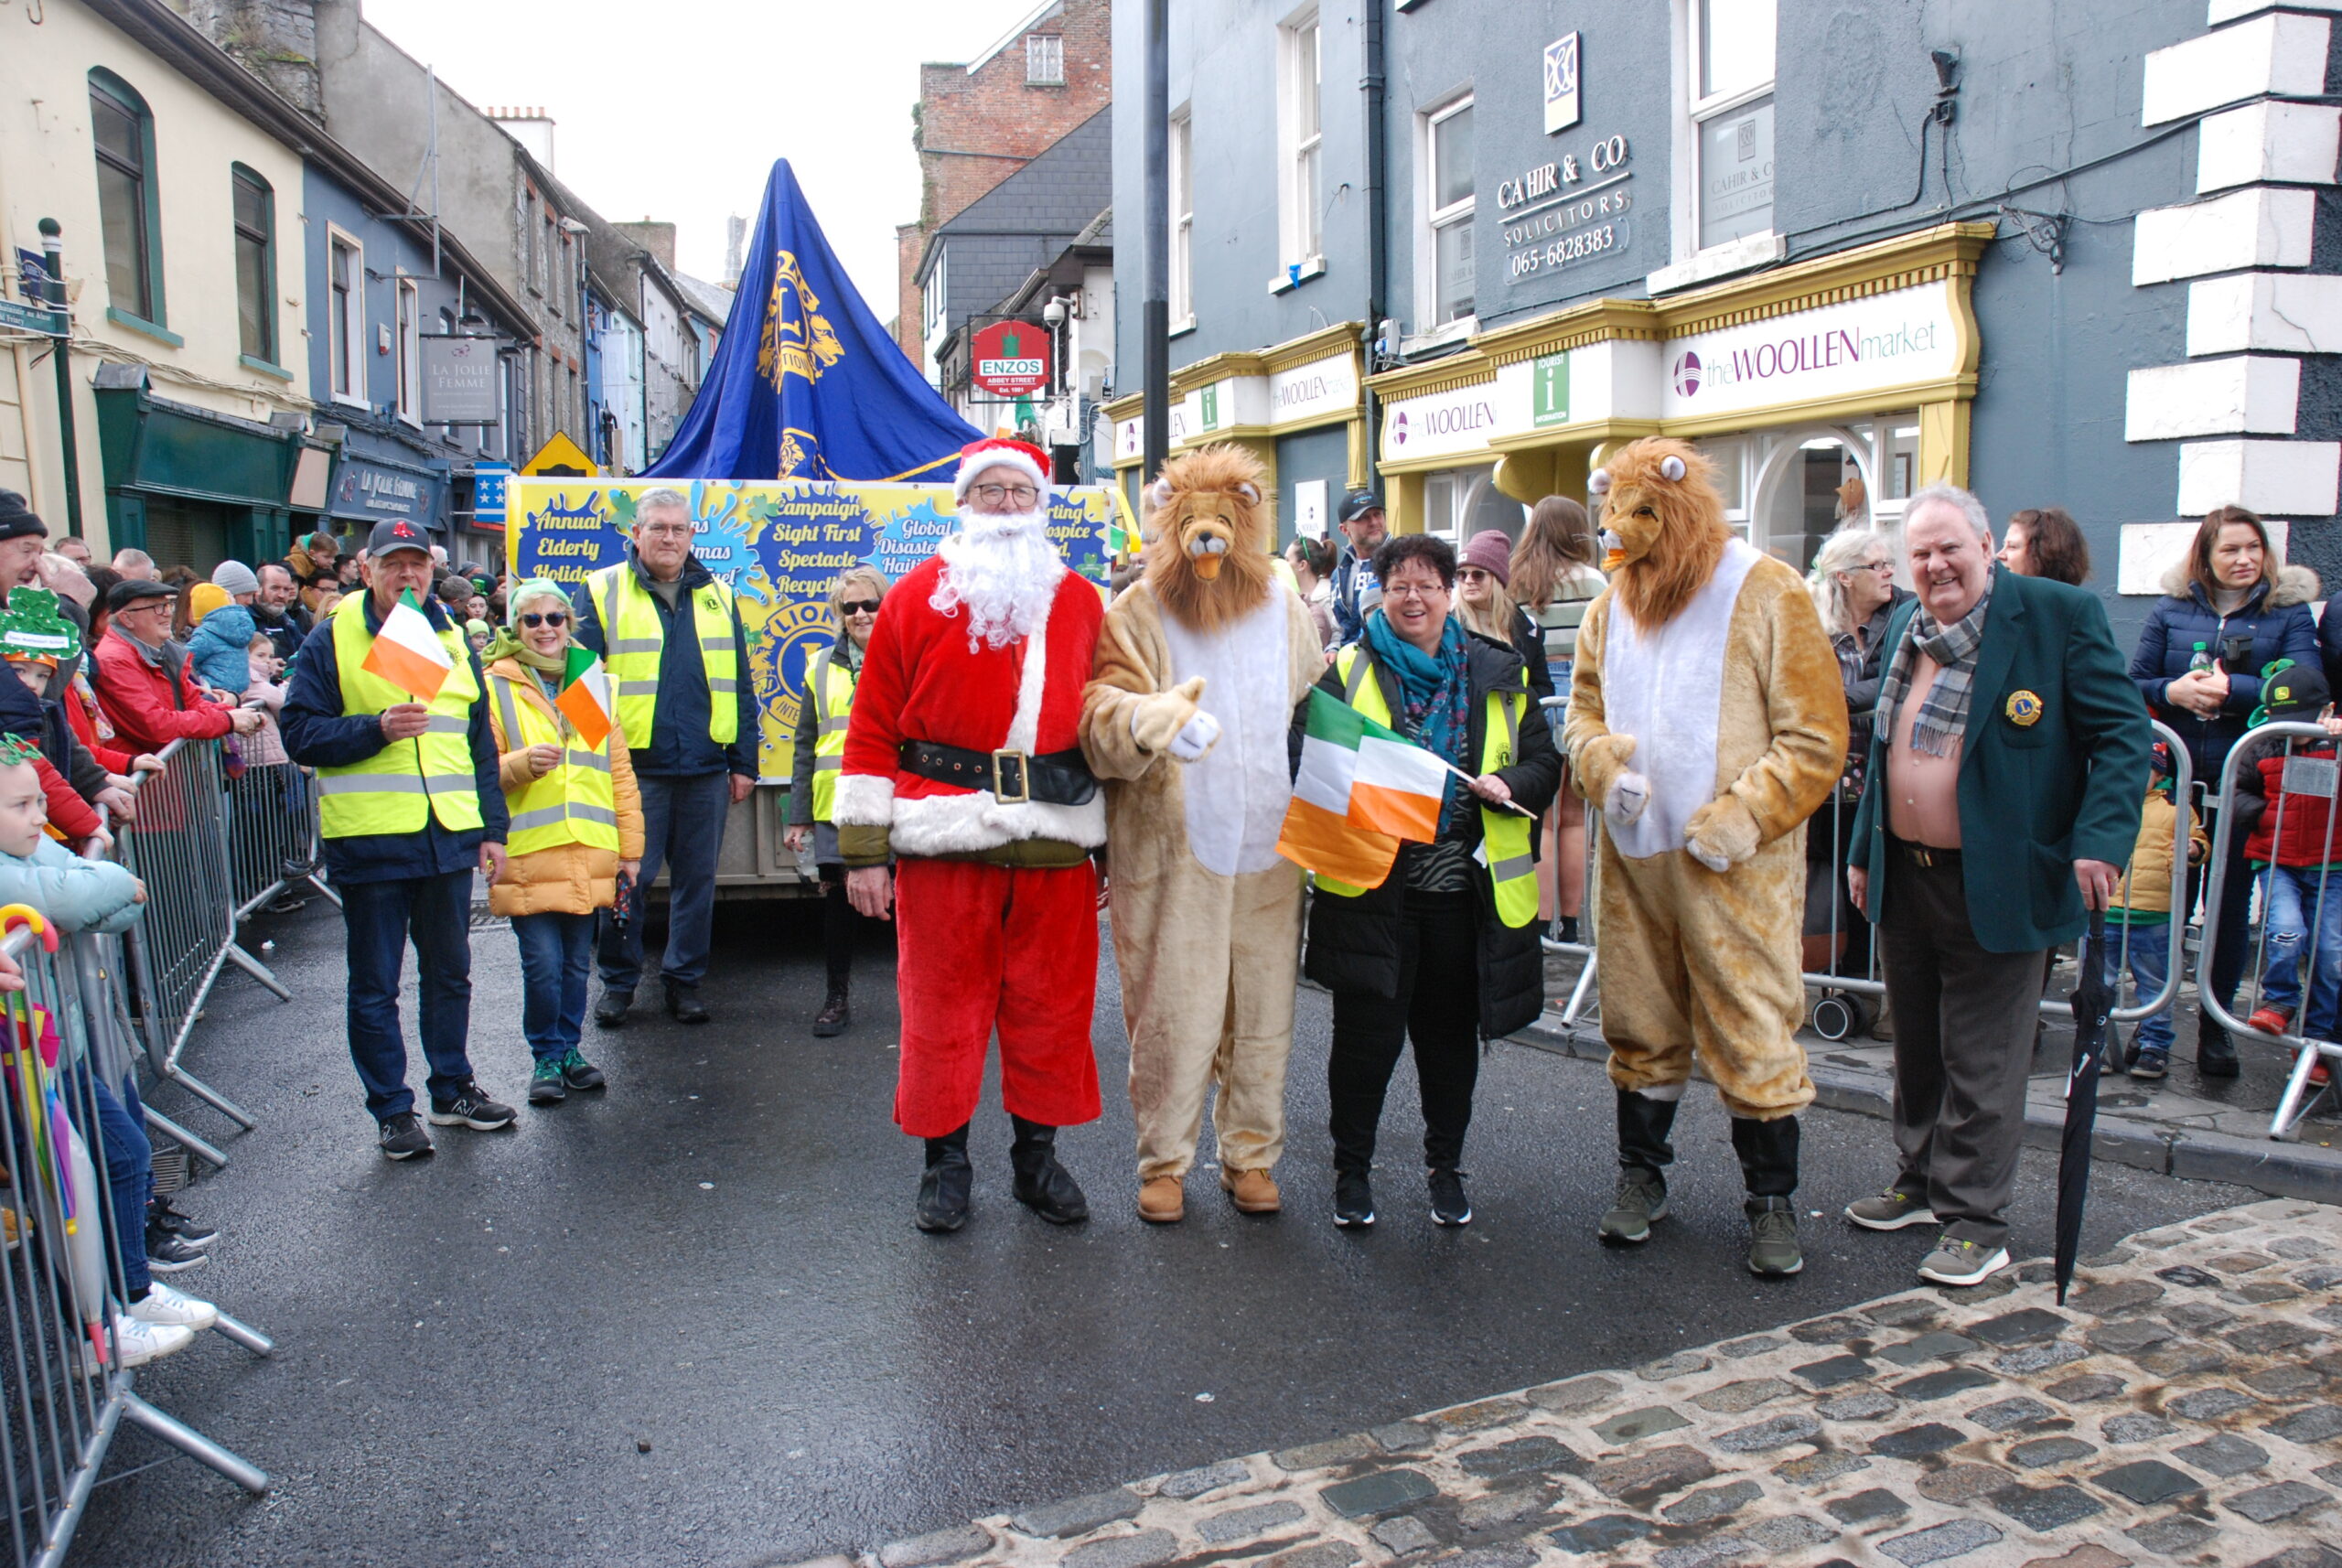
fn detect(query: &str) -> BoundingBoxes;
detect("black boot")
[2197,1010,2240,1078]
[1599,1090,1679,1244]
[916,1124,973,1232]
[1008,1114,1090,1224]
[1732,1115,1803,1276]
[812,983,850,1037]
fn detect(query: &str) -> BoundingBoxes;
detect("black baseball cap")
[106,577,173,613]
[367,518,433,559]
[0,491,47,543]
[1338,490,1384,524]
[2256,657,2333,722]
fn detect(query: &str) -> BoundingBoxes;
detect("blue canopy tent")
[645,159,981,483]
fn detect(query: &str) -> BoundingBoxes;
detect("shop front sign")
[331,456,440,525]
[1659,282,1961,422]
[1499,134,1633,285]
[1268,349,1359,429]
[1380,380,1518,463]
[1531,352,1571,427]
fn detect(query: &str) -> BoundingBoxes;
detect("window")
[523,188,540,294]
[395,277,421,424]
[1691,0,1776,252]
[1171,113,1194,325]
[1278,13,1323,267]
[1026,33,1065,85]
[328,231,365,404]
[89,71,160,324]
[231,166,275,363]
[1426,97,1476,328]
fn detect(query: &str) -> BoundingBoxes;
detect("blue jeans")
[2258,864,2342,1038]
[65,1065,152,1294]
[342,870,477,1118]
[597,771,729,994]
[514,910,596,1061]
[2101,920,2175,1058]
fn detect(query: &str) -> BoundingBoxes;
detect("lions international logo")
[757,252,845,392]
[762,596,839,745]
[2005,690,2043,727]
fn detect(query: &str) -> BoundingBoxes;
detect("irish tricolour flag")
[360,591,454,702]
[554,646,615,750]
[1276,689,1450,887]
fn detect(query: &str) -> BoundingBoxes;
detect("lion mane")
[1143,443,1275,634]
[1598,437,1730,629]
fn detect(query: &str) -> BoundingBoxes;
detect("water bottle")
[2188,640,2216,674]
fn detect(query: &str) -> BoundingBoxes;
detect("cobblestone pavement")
[859,1199,2342,1568]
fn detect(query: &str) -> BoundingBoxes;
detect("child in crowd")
[0,736,220,1367]
[2111,742,2206,1080]
[241,632,288,768]
[2233,659,2342,1086]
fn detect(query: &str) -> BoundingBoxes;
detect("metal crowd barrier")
[109,741,293,1159]
[224,762,335,922]
[2197,719,2342,1141]
[1539,711,2199,1042]
[0,909,269,1568]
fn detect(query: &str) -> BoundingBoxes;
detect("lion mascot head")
[1144,443,1274,632]
[1588,436,1730,628]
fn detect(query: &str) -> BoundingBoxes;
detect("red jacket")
[35,755,100,842]
[2245,744,2342,867]
[91,629,232,753]
[60,672,137,774]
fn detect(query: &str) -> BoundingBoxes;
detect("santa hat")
[952,437,1052,503]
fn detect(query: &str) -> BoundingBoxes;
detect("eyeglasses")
[638,523,694,540]
[1859,561,1895,574]
[838,598,882,616]
[1382,580,1448,600]
[521,611,569,628]
[970,483,1040,505]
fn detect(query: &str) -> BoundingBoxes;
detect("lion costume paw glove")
[1578,735,1650,829]
[1131,676,1209,755]
[1683,794,1762,874]
[1167,710,1221,762]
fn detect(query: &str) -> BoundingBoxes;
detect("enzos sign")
[972,320,1052,397]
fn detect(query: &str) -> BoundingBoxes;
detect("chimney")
[617,220,680,274]
[723,215,747,288]
[491,106,557,171]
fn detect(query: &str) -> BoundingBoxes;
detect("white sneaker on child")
[106,1314,193,1368]
[128,1281,219,1331]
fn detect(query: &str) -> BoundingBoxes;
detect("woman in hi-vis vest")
[485,580,645,1105]
[785,565,892,1038]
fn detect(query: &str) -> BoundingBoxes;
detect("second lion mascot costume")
[1563,438,1847,1276]
[1085,445,1324,1223]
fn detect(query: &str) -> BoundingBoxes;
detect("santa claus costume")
[833,437,1106,1232]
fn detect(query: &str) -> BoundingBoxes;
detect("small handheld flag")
[1275,689,1455,886]
[554,646,615,750]
[361,591,455,703]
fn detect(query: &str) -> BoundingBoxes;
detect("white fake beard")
[932,505,1066,650]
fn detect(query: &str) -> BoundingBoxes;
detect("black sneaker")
[594,990,633,1028]
[1333,1169,1376,1229]
[1427,1166,1472,1227]
[559,1049,606,1090]
[378,1111,434,1160]
[527,1058,567,1106]
[811,987,850,1037]
[145,1224,209,1273]
[148,1197,218,1246]
[665,984,710,1025]
[427,1082,518,1131]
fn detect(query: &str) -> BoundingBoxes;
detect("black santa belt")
[899,742,1098,806]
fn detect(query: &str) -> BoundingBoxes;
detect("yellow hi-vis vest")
[805,646,857,823]
[1316,643,1539,927]
[318,593,484,837]
[588,562,740,750]
[488,670,620,857]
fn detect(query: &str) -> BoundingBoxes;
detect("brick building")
[892,0,1110,377]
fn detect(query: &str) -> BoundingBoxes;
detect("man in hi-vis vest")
[283,518,516,1161]
[572,487,757,1026]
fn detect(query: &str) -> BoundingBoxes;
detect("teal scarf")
[1364,611,1471,810]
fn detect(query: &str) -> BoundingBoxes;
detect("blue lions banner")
[645,159,982,483]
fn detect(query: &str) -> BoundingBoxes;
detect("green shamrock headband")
[0,733,41,768]
[0,588,81,666]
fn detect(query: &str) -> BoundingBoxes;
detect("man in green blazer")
[1843,483,2150,1288]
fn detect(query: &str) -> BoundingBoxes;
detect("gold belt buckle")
[992,748,1030,804]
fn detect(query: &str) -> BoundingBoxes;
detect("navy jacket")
[280,594,509,885]
[1852,567,2153,953]
[2127,563,2321,788]
[1330,545,1378,648]
[570,548,757,779]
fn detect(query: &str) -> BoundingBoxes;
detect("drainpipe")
[38,220,85,539]
[1143,0,1170,488]
[1361,1,1387,499]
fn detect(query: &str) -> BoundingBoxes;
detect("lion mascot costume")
[1563,437,1847,1276]
[1083,445,1324,1224]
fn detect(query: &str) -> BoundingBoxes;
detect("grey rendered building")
[1107,0,2342,639]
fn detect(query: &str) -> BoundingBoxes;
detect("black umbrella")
[2055,911,2117,1305]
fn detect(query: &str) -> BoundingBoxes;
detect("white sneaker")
[107,1313,194,1368]
[128,1281,219,1332]
[1917,1236,2012,1287]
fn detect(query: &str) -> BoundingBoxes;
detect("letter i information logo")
[1532,353,1571,427]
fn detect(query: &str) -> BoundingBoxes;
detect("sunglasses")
[521,611,569,628]
[838,598,882,616]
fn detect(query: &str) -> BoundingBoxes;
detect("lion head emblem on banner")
[757,252,845,391]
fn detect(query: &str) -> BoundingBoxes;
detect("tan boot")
[1221,1167,1282,1214]
[1138,1175,1186,1224]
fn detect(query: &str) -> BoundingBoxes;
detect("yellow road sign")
[521,432,597,477]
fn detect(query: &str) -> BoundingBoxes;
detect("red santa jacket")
[91,629,233,754]
[835,558,1105,857]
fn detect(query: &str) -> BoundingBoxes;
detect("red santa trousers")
[894,856,1102,1137]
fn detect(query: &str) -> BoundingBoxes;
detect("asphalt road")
[73,897,2251,1568]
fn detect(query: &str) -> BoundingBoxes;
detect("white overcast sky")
[360,0,1052,321]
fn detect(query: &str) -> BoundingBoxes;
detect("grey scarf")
[1880,587,1992,758]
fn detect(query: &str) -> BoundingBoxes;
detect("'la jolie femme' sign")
[1499,133,1632,284]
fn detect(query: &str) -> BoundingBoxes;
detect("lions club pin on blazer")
[2005,690,2044,727]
